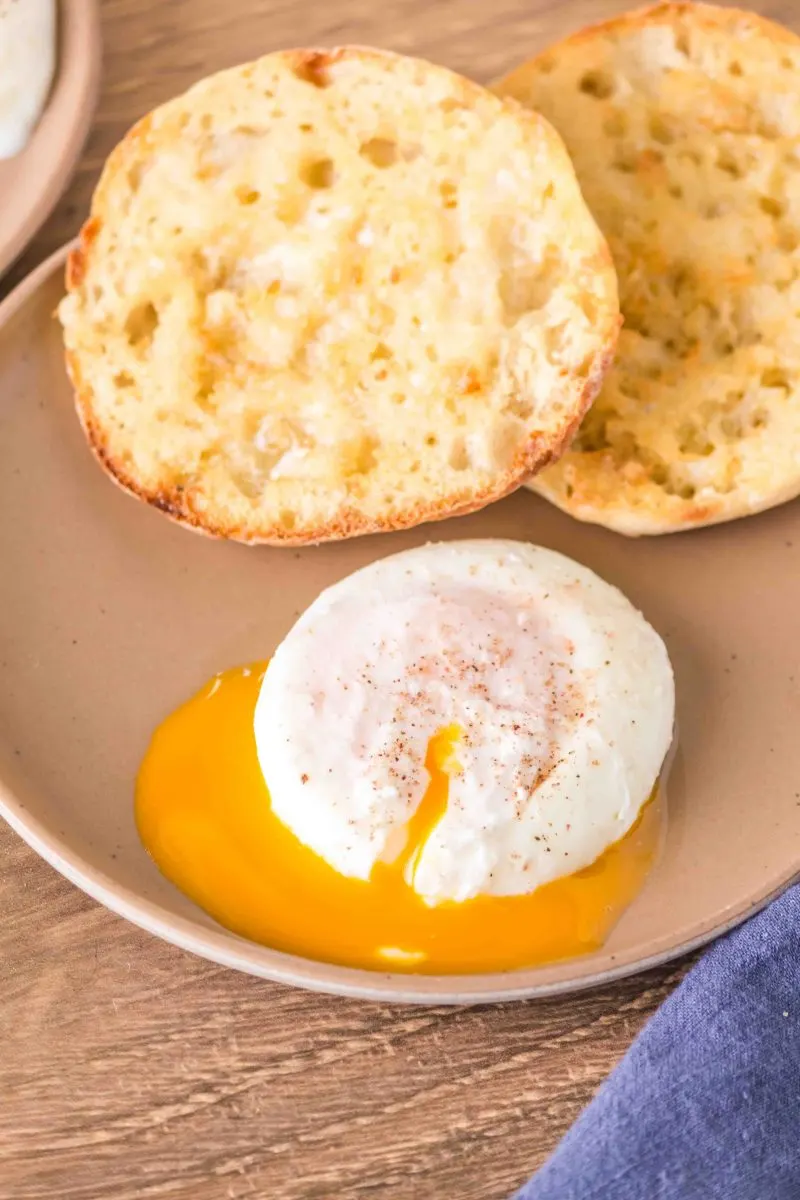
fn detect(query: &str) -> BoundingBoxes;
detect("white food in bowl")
[0,0,56,160]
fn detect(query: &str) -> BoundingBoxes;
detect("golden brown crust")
[498,2,800,535]
[65,218,99,291]
[530,2,800,58]
[61,45,619,545]
[67,339,614,546]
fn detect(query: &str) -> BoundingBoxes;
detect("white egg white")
[255,540,675,904]
[0,0,55,160]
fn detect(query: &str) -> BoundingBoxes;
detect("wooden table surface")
[2,0,794,1196]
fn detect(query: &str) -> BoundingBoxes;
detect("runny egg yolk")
[136,664,662,974]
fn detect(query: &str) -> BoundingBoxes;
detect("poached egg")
[255,540,674,904]
[137,540,674,973]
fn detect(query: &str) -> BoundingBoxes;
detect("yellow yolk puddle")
[136,664,662,974]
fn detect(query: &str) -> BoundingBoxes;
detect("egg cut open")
[137,540,674,974]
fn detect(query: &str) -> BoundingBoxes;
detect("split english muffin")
[59,46,619,545]
[497,2,800,535]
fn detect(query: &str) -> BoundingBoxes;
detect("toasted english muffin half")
[59,46,619,545]
[497,3,800,535]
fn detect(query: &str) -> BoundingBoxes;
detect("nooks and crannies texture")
[499,3,800,534]
[59,46,619,544]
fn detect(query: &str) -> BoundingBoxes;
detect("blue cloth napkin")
[516,884,800,1200]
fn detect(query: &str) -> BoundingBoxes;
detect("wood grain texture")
[3,0,795,1196]
[0,829,693,1200]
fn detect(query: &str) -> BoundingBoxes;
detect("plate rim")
[1,242,797,1005]
[0,0,101,280]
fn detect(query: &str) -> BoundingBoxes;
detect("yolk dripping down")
[136,665,662,974]
[386,722,461,895]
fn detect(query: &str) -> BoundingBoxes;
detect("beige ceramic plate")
[0,0,100,279]
[1,246,799,1003]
